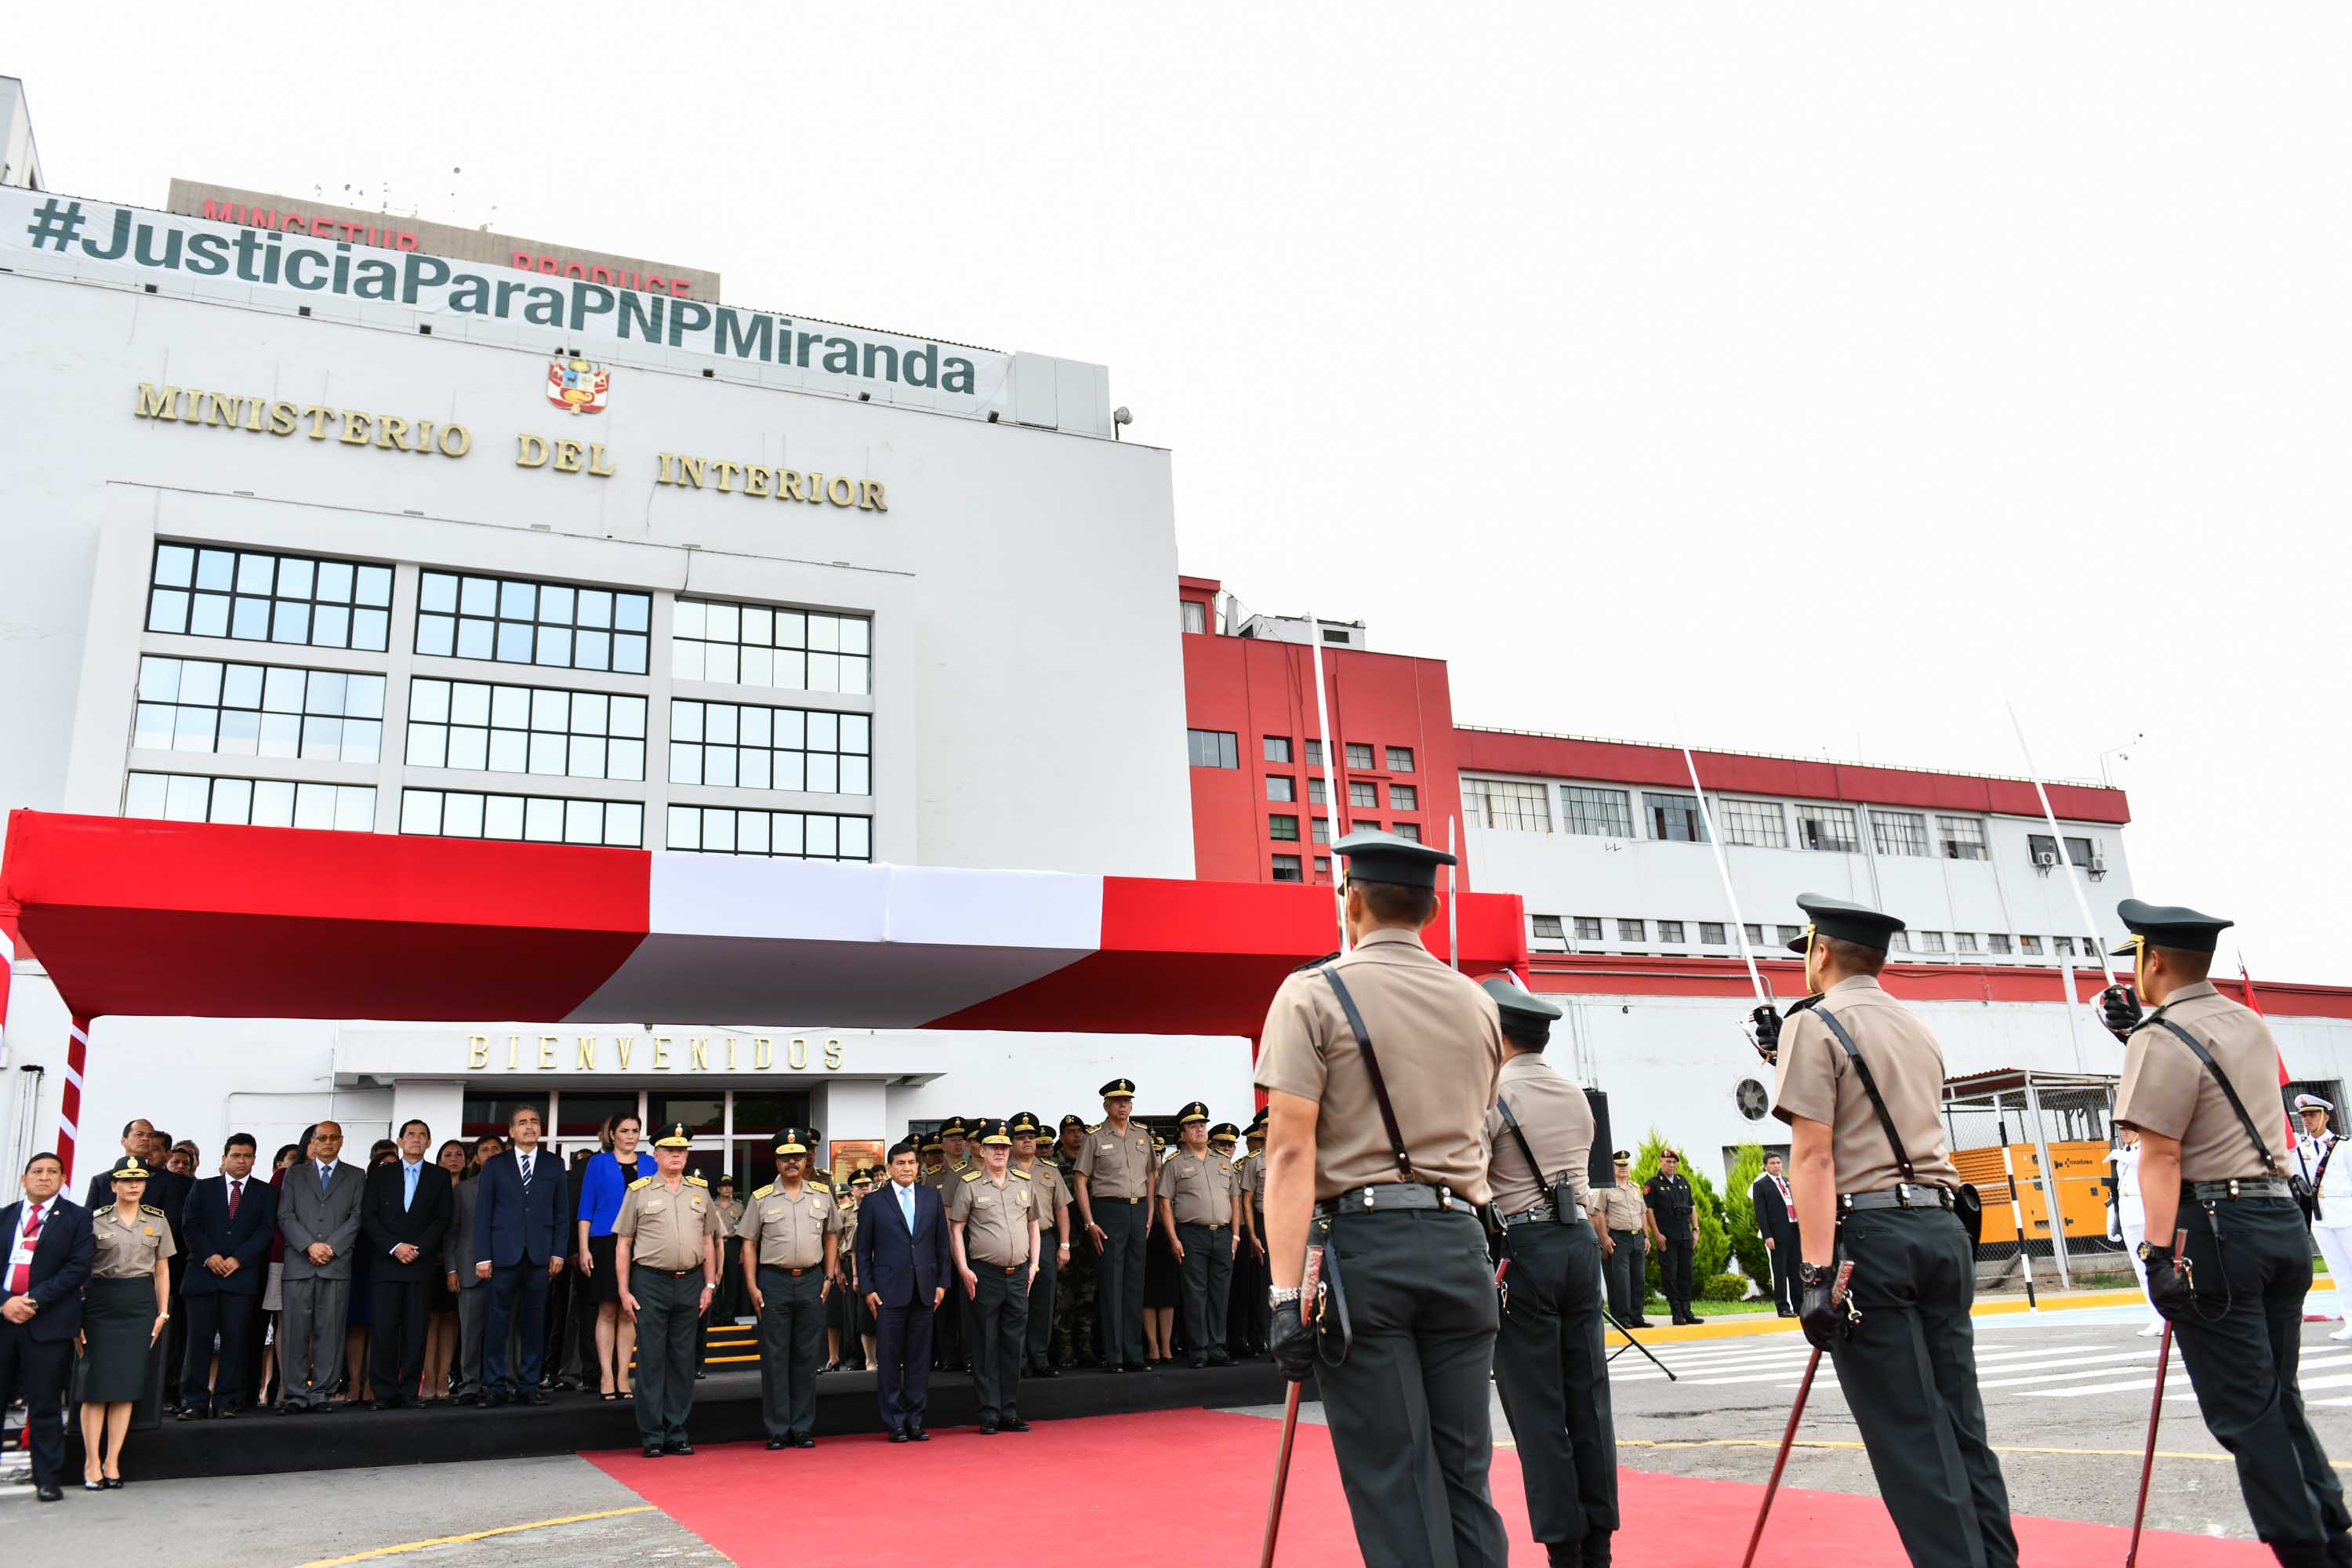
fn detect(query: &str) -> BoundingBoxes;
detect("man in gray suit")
[445,1134,506,1405]
[278,1122,364,1413]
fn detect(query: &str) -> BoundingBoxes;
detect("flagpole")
[1306,614,1347,954]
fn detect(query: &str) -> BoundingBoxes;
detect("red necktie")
[228,1179,242,1219]
[9,1201,43,1294]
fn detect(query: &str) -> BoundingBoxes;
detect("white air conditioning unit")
[2034,851,2059,869]
[2089,855,2108,880]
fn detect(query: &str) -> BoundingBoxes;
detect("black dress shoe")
[103,1477,125,1490]
[906,1422,930,1441]
[527,1388,552,1406]
[370,1400,394,1411]
[176,1406,198,1422]
[1004,1418,1030,1432]
[1189,1356,1208,1370]
[1039,1365,1060,1378]
[664,1439,694,1454]
[1207,1351,1232,1367]
[791,1432,815,1449]
[889,1427,910,1443]
[642,1444,665,1458]
[978,1421,1000,1436]
[767,1437,787,1450]
[37,1484,63,1502]
[218,1405,238,1419]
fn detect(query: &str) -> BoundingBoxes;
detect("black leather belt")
[1313,1182,1461,1218]
[1838,1183,1955,1212]
[1503,1204,1557,1229]
[980,1263,1026,1274]
[761,1265,818,1276]
[2184,1178,2293,1201]
[1610,1228,1641,1238]
[648,1267,699,1278]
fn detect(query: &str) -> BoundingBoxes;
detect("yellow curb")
[289,1506,658,1567]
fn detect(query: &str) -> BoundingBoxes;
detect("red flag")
[2243,953,2296,1145]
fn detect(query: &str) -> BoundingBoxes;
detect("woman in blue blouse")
[573,1113,649,1399]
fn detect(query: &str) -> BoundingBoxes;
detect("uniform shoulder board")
[1011,1167,1032,1181]
[960,1169,984,1182]
[1290,949,1342,975]
[685,1174,709,1187]
[811,1178,833,1190]
[751,1184,776,1200]
[141,1203,167,1216]
[628,1176,654,1191]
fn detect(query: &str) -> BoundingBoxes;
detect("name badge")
[1100,1142,1113,1152]
[765,1205,784,1219]
[644,1198,666,1212]
[976,1195,993,1207]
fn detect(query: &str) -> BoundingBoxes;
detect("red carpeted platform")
[587,1406,2274,1565]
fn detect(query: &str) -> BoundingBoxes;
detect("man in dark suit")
[474,1105,567,1406]
[1750,1151,1800,1317]
[856,1138,951,1441]
[2,1152,94,1501]
[363,1119,454,1408]
[177,1133,278,1418]
[280,1121,365,1412]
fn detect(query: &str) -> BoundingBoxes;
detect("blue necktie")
[898,1185,914,1229]
[319,1163,331,1193]
[403,1162,418,1212]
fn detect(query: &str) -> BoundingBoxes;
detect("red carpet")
[587,1406,2273,1565]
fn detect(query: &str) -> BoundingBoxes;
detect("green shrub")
[1722,1143,1769,1288]
[1634,1130,1730,1298]
[1701,1273,1750,1302]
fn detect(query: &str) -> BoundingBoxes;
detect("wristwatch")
[1797,1260,1836,1287]
[1269,1286,1302,1308]
[2136,1240,2171,1265]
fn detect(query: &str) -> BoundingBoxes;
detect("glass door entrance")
[461,1087,813,1189]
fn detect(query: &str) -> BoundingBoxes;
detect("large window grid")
[1187,729,1239,769]
[1936,815,1988,861]
[1561,786,1632,838]
[1531,915,1566,949]
[670,700,871,795]
[1470,778,1552,833]
[1644,792,1708,844]
[416,571,651,674]
[1385,747,1415,774]
[1389,783,1418,811]
[136,656,385,764]
[1345,743,1374,770]
[1719,798,1788,848]
[148,543,393,652]
[401,789,643,847]
[1348,780,1377,808]
[665,807,871,862]
[1574,917,1604,942]
[406,678,647,781]
[672,599,869,695]
[1797,804,1861,853]
[1871,810,1930,857]
[126,771,375,831]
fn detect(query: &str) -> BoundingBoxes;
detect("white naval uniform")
[2111,1144,2161,1331]
[2298,1132,2352,1327]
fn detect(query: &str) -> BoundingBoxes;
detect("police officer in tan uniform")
[1588,1156,1648,1327]
[1257,830,1509,1568]
[2103,899,2350,1564]
[1483,975,1616,1568]
[1762,894,2016,1568]
[1073,1079,1155,1373]
[1009,1112,1070,1377]
[739,1127,841,1450]
[614,1123,722,1458]
[1235,1109,1272,1355]
[949,1119,1039,1433]
[1212,1121,1254,1356]
[1158,1101,1242,1368]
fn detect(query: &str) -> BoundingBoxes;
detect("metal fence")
[1942,1069,2129,1294]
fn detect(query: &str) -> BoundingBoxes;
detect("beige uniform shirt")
[949,1167,1036,1266]
[615,1176,724,1273]
[717,1197,745,1238]
[1158,1149,1240,1227]
[1018,1160,1070,1233]
[737,1181,842,1270]
[1076,1120,1157,1204]
[92,1204,176,1279]
[1486,1052,1596,1214]
[1588,1183,1647,1232]
[1254,927,1507,1203]
[1772,975,1962,1191]
[924,1158,970,1195]
[1244,1149,1267,1214]
[2116,981,2292,1181]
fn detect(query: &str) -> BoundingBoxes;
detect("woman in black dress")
[419,1140,466,1401]
[1143,1137,1178,1362]
[78,1154,174,1489]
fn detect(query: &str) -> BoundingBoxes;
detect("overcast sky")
[13,9,2343,976]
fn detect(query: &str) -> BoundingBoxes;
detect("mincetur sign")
[7,190,1004,404]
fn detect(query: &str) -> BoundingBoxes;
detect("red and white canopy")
[0,811,1528,1040]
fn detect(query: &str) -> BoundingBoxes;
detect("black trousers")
[1831,1207,2017,1568]
[970,1264,1029,1425]
[179,1290,256,1412]
[1024,1232,1058,1372]
[1177,1221,1233,1360]
[1316,1206,1509,1568]
[1229,1231,1266,1352]
[1606,1231,1645,1320]
[631,1269,701,1445]
[0,1323,71,1487]
[1495,1220,1617,1548]
[2169,1195,2350,1549]
[756,1267,826,1439]
[483,1261,551,1393]
[1766,1234,1799,1314]
[370,1276,430,1400]
[933,1271,965,1370]
[1094,1199,1148,1367]
[1659,1234,1694,1312]
[874,1290,934,1431]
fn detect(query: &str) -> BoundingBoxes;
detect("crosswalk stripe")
[2027,1349,2352,1400]
[1630,1343,2104,1388]
[1613,1340,2097,1384]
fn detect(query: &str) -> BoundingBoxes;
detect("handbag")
[1813,1004,1984,1249]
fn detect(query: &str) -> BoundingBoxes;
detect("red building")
[1178,576,1468,887]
